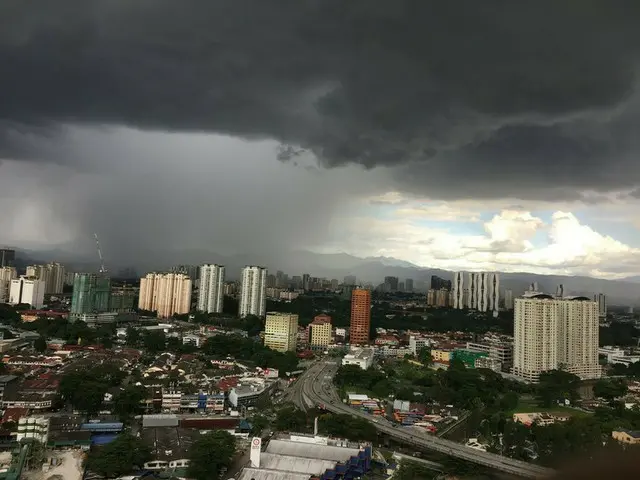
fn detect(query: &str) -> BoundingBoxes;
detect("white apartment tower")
[453,271,499,312]
[9,276,46,309]
[513,295,601,382]
[197,264,225,313]
[138,273,192,319]
[452,271,465,309]
[239,266,267,318]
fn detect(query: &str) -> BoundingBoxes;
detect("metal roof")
[238,468,311,480]
[258,452,337,474]
[265,439,360,463]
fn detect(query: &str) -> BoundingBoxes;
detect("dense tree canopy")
[274,405,309,432]
[536,370,580,407]
[60,364,126,416]
[187,431,236,480]
[202,334,299,375]
[593,378,628,402]
[86,434,151,478]
[318,413,377,441]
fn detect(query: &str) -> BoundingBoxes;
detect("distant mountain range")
[13,248,640,306]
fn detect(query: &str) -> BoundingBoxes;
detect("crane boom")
[94,233,108,274]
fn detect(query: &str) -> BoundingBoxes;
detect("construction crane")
[94,233,108,274]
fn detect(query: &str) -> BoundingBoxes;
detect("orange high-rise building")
[349,288,371,345]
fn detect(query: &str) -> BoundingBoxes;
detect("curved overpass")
[301,361,555,479]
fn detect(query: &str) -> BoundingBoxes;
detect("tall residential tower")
[138,272,192,319]
[513,295,600,382]
[239,266,267,317]
[197,264,225,314]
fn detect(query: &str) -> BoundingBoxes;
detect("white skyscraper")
[455,272,499,312]
[452,271,465,309]
[513,295,601,382]
[9,276,46,309]
[197,264,225,313]
[239,266,267,318]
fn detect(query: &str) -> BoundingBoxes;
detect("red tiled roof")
[2,408,29,424]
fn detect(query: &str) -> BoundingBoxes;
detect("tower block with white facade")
[197,264,225,313]
[239,266,267,318]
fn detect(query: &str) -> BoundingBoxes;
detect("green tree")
[113,385,147,422]
[318,413,377,441]
[187,431,235,480]
[274,405,308,432]
[142,330,166,353]
[594,378,628,402]
[34,336,47,352]
[126,326,141,346]
[86,434,151,477]
[417,347,433,366]
[248,414,269,436]
[536,370,580,407]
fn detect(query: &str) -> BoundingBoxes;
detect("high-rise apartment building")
[138,272,192,319]
[302,273,310,291]
[45,263,65,294]
[383,276,399,292]
[9,276,45,308]
[239,266,267,318]
[594,293,607,318]
[0,266,17,303]
[513,295,601,382]
[0,248,15,268]
[197,264,225,314]
[452,271,499,312]
[431,275,451,290]
[26,263,65,294]
[504,289,514,310]
[343,275,357,286]
[171,265,200,281]
[350,288,371,345]
[308,314,332,349]
[405,278,414,292]
[264,312,298,352]
[71,273,111,317]
[452,272,465,309]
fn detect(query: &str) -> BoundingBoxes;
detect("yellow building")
[309,314,332,349]
[431,349,452,364]
[264,312,299,352]
[612,429,640,445]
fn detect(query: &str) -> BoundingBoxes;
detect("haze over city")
[3,1,640,280]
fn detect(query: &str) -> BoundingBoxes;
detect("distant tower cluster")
[594,293,607,318]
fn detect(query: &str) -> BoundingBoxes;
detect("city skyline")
[3,4,640,280]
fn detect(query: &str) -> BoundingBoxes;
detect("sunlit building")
[9,276,45,309]
[264,312,298,352]
[513,295,601,382]
[138,272,192,319]
[350,288,371,345]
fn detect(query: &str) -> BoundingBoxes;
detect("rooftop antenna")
[94,233,108,274]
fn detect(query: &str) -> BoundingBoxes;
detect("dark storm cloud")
[2,0,640,199]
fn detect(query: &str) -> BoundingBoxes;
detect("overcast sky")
[2,1,640,278]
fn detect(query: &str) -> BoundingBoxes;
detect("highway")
[298,360,556,479]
